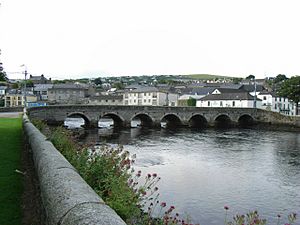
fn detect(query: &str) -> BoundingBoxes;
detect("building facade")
[123,86,178,106]
[196,89,262,108]
[257,91,296,116]
[48,84,94,104]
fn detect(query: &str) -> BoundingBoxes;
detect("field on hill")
[185,74,240,80]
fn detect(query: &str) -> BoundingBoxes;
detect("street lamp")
[20,64,27,111]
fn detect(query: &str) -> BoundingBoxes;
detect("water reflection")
[66,120,300,224]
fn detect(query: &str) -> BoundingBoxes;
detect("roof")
[240,84,265,92]
[124,85,159,93]
[200,92,261,101]
[220,83,243,89]
[29,74,47,81]
[34,84,53,91]
[50,83,89,90]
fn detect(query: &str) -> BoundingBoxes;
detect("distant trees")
[0,71,7,82]
[246,75,255,80]
[93,77,102,86]
[278,76,300,115]
[274,74,288,84]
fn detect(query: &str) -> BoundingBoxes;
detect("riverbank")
[0,116,43,225]
[0,118,23,225]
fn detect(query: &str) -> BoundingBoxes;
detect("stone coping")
[23,114,126,225]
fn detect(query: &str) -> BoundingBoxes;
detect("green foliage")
[278,76,300,104]
[274,74,288,84]
[0,99,4,107]
[0,71,8,81]
[113,82,125,89]
[278,76,300,114]
[187,97,196,106]
[246,74,255,80]
[0,118,23,225]
[20,80,34,88]
[93,77,102,85]
[233,78,242,84]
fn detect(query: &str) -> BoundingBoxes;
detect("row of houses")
[0,82,297,116]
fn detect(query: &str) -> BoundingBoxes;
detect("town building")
[29,74,51,84]
[48,83,95,104]
[196,88,262,108]
[4,90,37,107]
[88,94,123,105]
[33,84,53,101]
[257,91,296,116]
[123,85,178,106]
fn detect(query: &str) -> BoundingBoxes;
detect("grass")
[0,117,23,225]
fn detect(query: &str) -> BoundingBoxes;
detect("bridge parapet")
[27,105,300,129]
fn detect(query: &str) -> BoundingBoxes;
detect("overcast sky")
[1,0,300,80]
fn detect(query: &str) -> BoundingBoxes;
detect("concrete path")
[0,112,23,118]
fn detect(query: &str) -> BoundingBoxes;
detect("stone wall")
[0,106,23,112]
[27,105,300,128]
[23,114,127,225]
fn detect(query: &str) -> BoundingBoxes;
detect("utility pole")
[24,69,27,109]
[253,78,257,108]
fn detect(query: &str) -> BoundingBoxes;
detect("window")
[220,101,223,107]
[263,96,266,100]
[275,104,277,109]
[232,101,235,107]
[148,99,151,103]
[208,101,210,106]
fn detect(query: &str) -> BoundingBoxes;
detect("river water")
[65,118,300,224]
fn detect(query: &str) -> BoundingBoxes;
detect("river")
[65,118,300,224]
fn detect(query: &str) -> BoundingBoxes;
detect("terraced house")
[123,85,178,106]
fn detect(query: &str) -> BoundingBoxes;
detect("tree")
[278,76,300,115]
[0,71,7,82]
[187,97,196,106]
[246,75,255,80]
[112,82,124,90]
[274,74,288,83]
[93,77,102,86]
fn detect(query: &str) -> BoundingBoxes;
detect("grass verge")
[0,117,23,225]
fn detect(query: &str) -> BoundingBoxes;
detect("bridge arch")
[188,114,208,128]
[238,114,255,127]
[65,112,91,127]
[131,113,154,127]
[161,113,183,128]
[100,113,125,127]
[214,114,232,128]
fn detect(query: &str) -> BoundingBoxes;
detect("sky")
[1,0,300,80]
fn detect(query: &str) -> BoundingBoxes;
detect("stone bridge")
[27,105,300,128]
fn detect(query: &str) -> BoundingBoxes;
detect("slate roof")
[34,84,53,91]
[124,85,159,93]
[50,84,89,90]
[200,92,261,101]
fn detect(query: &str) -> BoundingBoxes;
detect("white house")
[196,88,262,108]
[257,91,296,116]
[123,86,178,106]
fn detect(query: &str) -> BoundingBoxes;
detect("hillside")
[184,74,241,80]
